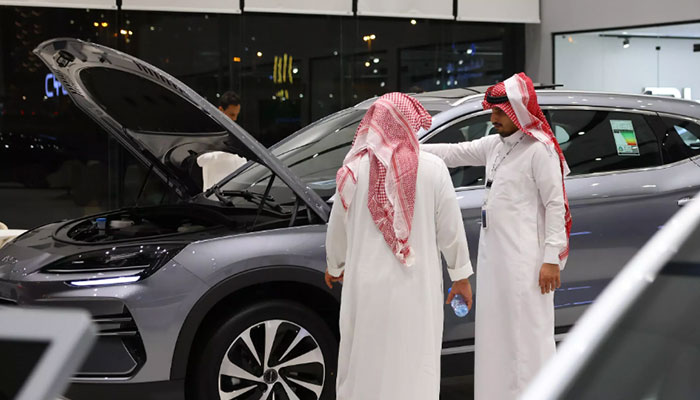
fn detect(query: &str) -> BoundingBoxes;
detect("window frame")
[656,111,700,161]
[421,105,682,192]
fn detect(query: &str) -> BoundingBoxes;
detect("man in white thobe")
[325,93,474,400]
[423,73,572,400]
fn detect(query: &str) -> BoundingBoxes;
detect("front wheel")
[190,300,338,400]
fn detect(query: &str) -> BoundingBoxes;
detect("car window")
[557,222,700,400]
[546,110,662,175]
[659,117,700,163]
[423,113,493,188]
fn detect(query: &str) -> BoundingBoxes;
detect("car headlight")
[43,244,186,286]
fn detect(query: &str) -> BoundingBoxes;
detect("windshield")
[221,108,366,201]
[221,106,441,202]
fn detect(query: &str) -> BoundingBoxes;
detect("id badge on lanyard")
[482,134,523,230]
[482,179,493,229]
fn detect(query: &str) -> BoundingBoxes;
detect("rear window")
[80,67,224,133]
[660,116,700,163]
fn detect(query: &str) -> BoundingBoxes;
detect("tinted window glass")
[424,113,493,187]
[547,110,661,175]
[659,117,700,163]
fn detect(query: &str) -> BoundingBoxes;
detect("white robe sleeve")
[421,136,492,167]
[532,145,568,269]
[325,193,347,277]
[434,161,474,281]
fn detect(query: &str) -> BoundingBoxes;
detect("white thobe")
[326,151,473,400]
[423,130,567,400]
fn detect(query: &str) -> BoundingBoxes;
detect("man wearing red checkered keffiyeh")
[423,73,571,400]
[325,93,474,400]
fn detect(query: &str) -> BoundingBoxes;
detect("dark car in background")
[0,38,699,400]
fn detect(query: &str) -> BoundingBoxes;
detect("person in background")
[218,91,241,122]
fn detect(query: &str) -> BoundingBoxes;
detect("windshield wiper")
[221,189,278,208]
[211,186,234,206]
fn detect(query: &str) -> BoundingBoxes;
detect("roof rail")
[533,84,564,90]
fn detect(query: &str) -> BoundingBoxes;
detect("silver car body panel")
[521,192,700,400]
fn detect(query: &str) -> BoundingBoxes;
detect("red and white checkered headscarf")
[482,73,572,263]
[336,93,432,266]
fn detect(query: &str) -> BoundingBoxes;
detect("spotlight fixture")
[622,38,630,48]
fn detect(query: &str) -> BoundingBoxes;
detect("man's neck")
[498,130,518,138]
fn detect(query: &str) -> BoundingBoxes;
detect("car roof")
[354,88,700,121]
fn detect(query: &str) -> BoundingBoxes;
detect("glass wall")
[0,5,524,228]
[554,22,700,101]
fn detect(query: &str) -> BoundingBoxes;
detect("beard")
[495,125,518,137]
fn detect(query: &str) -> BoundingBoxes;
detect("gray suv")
[0,38,699,400]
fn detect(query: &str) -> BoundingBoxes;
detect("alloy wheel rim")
[218,319,326,400]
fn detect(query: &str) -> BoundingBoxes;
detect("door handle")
[678,197,692,207]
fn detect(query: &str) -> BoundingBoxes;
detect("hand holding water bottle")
[446,279,473,317]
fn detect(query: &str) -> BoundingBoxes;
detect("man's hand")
[446,279,473,310]
[539,263,561,294]
[324,269,344,289]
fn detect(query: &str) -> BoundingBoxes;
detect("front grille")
[93,311,138,337]
[76,306,147,377]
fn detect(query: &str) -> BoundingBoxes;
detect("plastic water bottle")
[448,287,470,317]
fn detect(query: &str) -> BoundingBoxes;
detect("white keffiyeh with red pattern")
[482,73,572,262]
[336,93,432,266]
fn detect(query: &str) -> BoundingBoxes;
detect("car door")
[422,106,697,346]
[542,107,700,330]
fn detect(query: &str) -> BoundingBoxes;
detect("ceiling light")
[410,19,417,25]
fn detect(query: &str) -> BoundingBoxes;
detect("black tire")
[190,300,338,400]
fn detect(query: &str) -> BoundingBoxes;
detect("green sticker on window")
[610,120,640,156]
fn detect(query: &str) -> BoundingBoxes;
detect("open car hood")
[34,38,328,220]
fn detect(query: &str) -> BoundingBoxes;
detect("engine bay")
[54,201,315,244]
